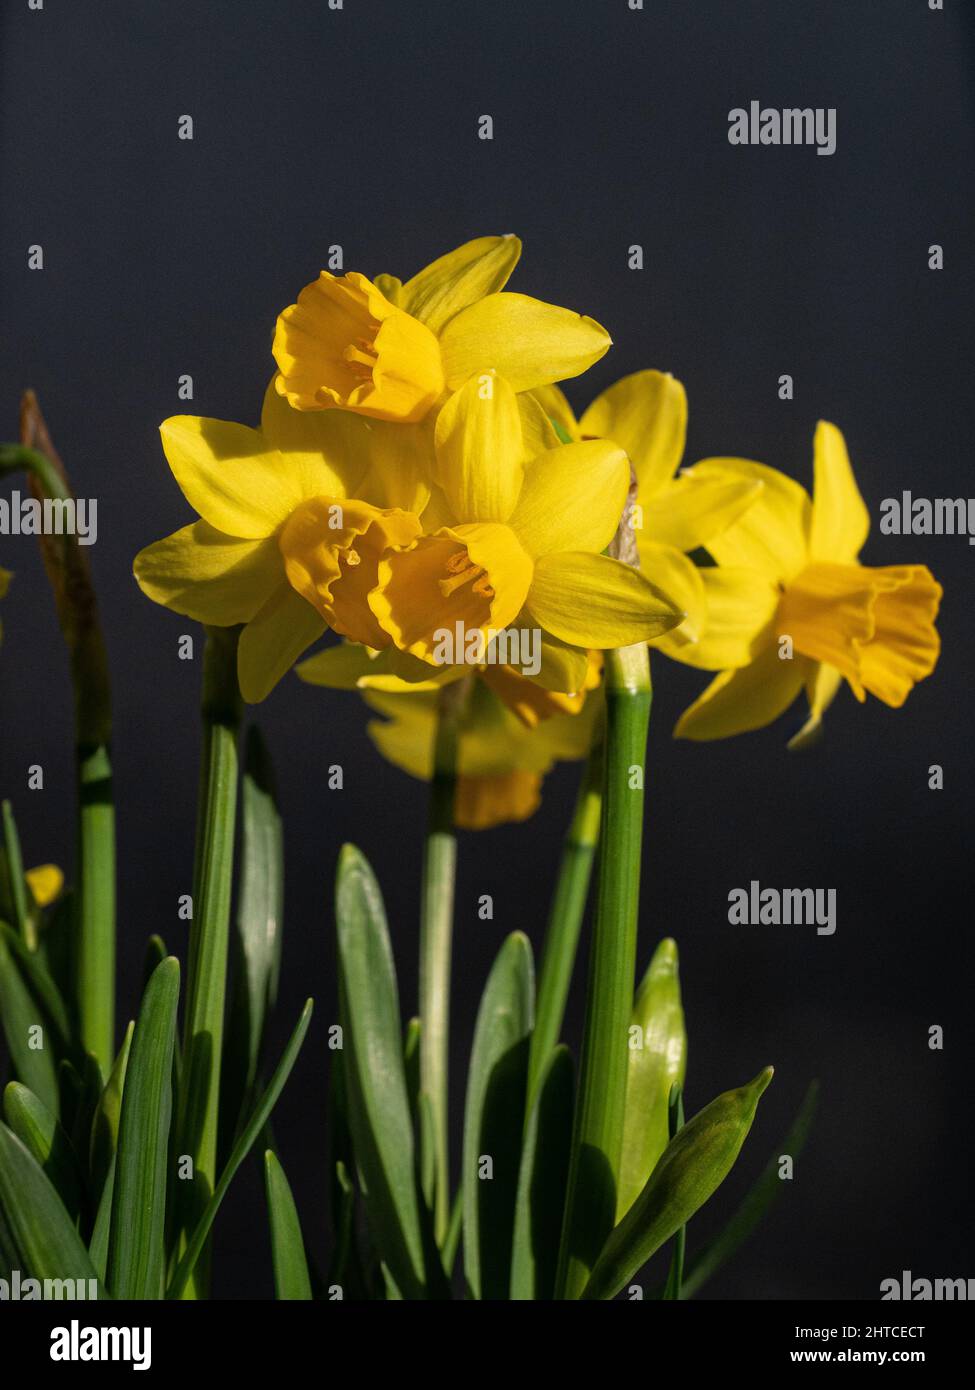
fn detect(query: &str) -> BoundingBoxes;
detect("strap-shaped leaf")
[582,1068,773,1301]
[335,844,427,1299]
[463,931,534,1300]
[0,925,59,1114]
[107,957,180,1299]
[510,1045,573,1300]
[0,1120,102,1293]
[264,1150,312,1299]
[167,997,313,1299]
[88,1021,134,1204]
[3,1081,84,1222]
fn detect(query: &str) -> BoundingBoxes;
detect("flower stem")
[418,677,467,1244]
[176,625,241,1295]
[556,642,651,1299]
[526,743,603,1111]
[1,407,115,1072]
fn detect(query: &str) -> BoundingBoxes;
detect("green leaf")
[107,957,180,1299]
[0,924,59,1113]
[462,931,534,1300]
[510,1045,573,1300]
[681,1079,819,1299]
[3,1081,85,1222]
[89,1021,133,1203]
[167,997,313,1300]
[0,919,72,1049]
[88,1158,114,1282]
[0,1120,102,1293]
[1,801,30,939]
[264,1150,312,1299]
[618,937,687,1219]
[221,727,284,1157]
[581,1067,773,1300]
[335,844,427,1300]
[661,1082,686,1300]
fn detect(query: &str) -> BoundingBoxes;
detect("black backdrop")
[2,0,973,1299]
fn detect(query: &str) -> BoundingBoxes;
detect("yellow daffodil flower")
[533,369,761,653]
[273,235,612,423]
[671,422,942,745]
[363,372,683,684]
[134,383,432,702]
[25,862,63,907]
[361,669,603,830]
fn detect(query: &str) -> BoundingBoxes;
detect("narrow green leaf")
[581,1067,774,1301]
[88,1158,114,1281]
[3,1081,84,1221]
[264,1150,312,1299]
[167,997,313,1300]
[462,931,534,1300]
[1,801,30,939]
[0,1121,102,1293]
[335,844,427,1299]
[681,1079,819,1299]
[221,727,284,1157]
[618,937,687,1219]
[510,1045,573,1300]
[107,957,180,1299]
[0,919,71,1048]
[0,926,59,1113]
[89,1021,133,1203]
[142,935,166,990]
[661,1082,686,1300]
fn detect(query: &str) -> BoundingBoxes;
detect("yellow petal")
[434,372,525,523]
[688,458,811,583]
[440,293,611,393]
[533,630,592,693]
[580,370,687,500]
[636,542,706,650]
[674,643,807,741]
[370,522,533,664]
[296,641,453,692]
[273,271,444,421]
[260,379,368,498]
[787,663,844,750]
[133,523,282,624]
[525,551,683,648]
[399,235,521,333]
[529,384,580,441]
[858,565,941,707]
[238,584,326,703]
[675,566,780,670]
[643,473,763,552]
[373,273,405,306]
[776,561,877,696]
[809,420,870,563]
[518,391,562,456]
[25,863,63,908]
[161,416,301,538]
[509,440,629,557]
[0,566,11,600]
[455,771,542,830]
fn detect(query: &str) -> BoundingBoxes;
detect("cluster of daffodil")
[134,234,940,826]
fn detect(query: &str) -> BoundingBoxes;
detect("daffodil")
[273,235,611,423]
[359,668,602,830]
[133,383,431,702]
[533,369,760,654]
[362,372,682,688]
[25,862,63,908]
[671,422,942,745]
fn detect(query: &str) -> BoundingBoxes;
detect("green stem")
[526,744,603,1111]
[418,678,466,1244]
[177,626,241,1295]
[556,643,651,1299]
[1,434,115,1071]
[1,800,31,945]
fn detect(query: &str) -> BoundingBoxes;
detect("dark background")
[2,0,973,1299]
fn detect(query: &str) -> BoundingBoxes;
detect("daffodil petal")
[161,416,301,538]
[675,566,780,670]
[455,772,543,830]
[25,863,63,908]
[533,629,591,693]
[518,391,562,456]
[509,441,629,558]
[787,662,844,750]
[440,293,611,393]
[525,552,683,648]
[435,372,525,522]
[399,235,522,333]
[688,458,811,583]
[674,643,807,741]
[643,473,763,552]
[297,641,456,692]
[809,420,870,563]
[373,273,405,306]
[238,584,326,703]
[133,523,282,624]
[580,370,687,500]
[260,379,368,498]
[636,543,706,651]
[529,384,580,442]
